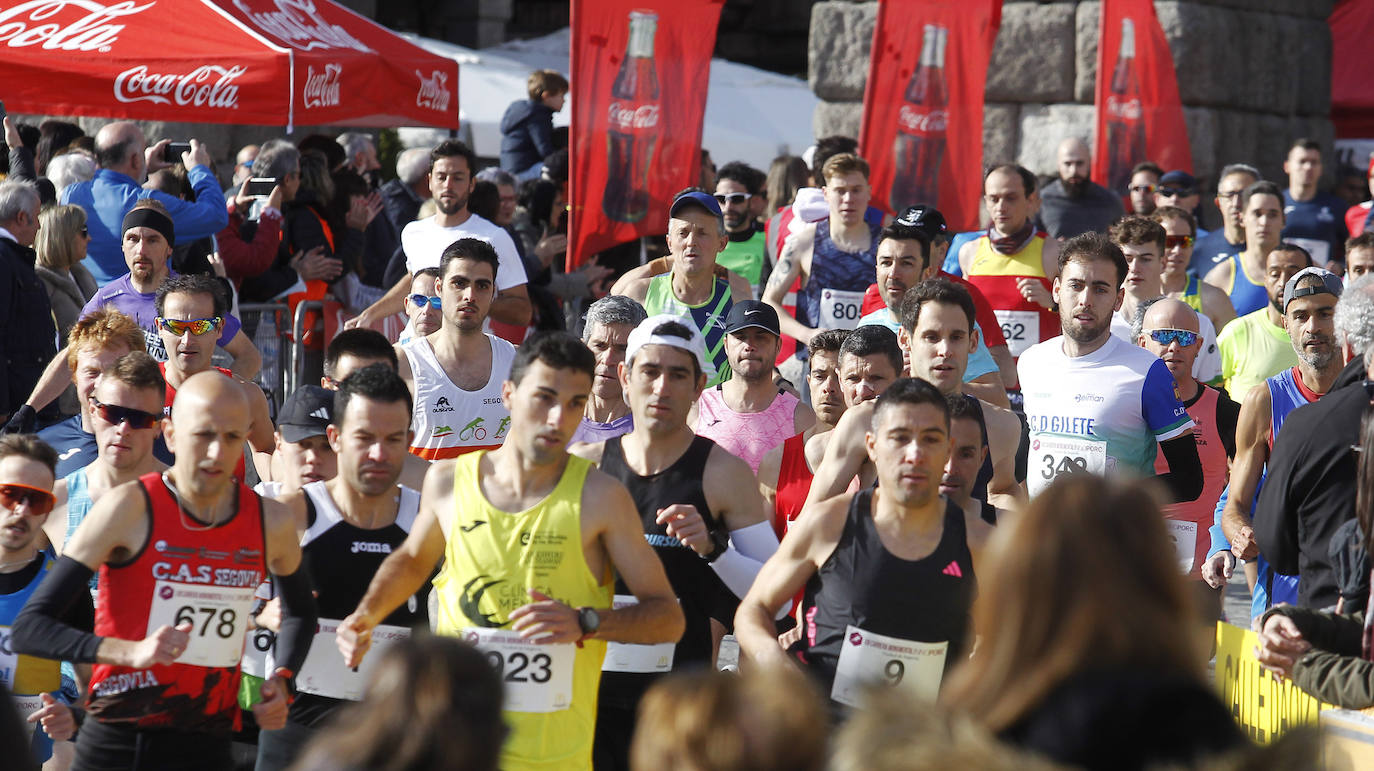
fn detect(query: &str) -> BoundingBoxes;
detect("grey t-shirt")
[1035,179,1125,239]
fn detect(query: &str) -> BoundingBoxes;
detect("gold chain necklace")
[162,473,230,532]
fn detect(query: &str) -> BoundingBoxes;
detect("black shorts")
[73,719,232,771]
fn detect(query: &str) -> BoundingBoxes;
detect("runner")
[12,372,316,771]
[1017,232,1202,502]
[758,329,849,538]
[1215,244,1312,400]
[1133,298,1238,623]
[807,279,1025,510]
[323,329,399,390]
[940,394,1003,528]
[1205,181,1288,317]
[570,316,782,770]
[47,352,167,559]
[256,386,338,500]
[335,332,684,771]
[255,365,428,771]
[1152,205,1237,333]
[694,301,815,473]
[0,434,84,767]
[736,378,990,707]
[572,296,647,445]
[836,326,902,409]
[396,267,443,346]
[1220,267,1344,619]
[397,238,516,460]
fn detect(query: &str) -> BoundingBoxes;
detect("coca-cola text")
[302,63,341,109]
[606,103,660,131]
[114,65,246,109]
[602,11,661,224]
[232,0,370,52]
[889,24,949,212]
[0,0,153,52]
[415,69,451,112]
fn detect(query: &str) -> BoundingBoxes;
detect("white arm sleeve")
[711,521,791,619]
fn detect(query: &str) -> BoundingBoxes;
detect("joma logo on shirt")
[350,541,392,555]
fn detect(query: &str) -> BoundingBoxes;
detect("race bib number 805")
[819,288,865,329]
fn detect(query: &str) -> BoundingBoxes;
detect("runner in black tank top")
[802,489,976,704]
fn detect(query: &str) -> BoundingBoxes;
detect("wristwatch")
[576,606,601,639]
[702,528,730,563]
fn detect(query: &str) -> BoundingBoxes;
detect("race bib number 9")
[146,580,256,668]
[603,595,674,674]
[831,625,947,707]
[465,628,575,713]
[297,621,410,701]
[1166,519,1198,575]
[819,288,865,329]
[1028,433,1107,498]
[994,309,1040,357]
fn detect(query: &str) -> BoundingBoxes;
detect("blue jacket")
[499,99,556,173]
[61,166,228,285]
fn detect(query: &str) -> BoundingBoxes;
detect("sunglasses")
[91,398,161,430]
[1157,187,1195,198]
[155,316,222,336]
[713,193,751,205]
[1128,184,1156,194]
[409,294,442,309]
[1164,235,1194,250]
[80,227,89,237]
[0,483,55,516]
[1146,328,1199,347]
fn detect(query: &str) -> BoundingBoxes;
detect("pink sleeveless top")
[695,385,800,474]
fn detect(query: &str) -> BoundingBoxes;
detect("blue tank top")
[1226,253,1270,316]
[62,468,98,593]
[0,556,60,764]
[1266,367,1313,438]
[802,219,881,330]
[1249,367,1317,617]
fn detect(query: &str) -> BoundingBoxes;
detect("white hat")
[625,314,715,380]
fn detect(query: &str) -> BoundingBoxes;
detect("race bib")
[465,628,575,713]
[0,626,17,689]
[297,620,410,700]
[602,595,674,674]
[994,309,1040,357]
[1166,519,1198,574]
[1028,433,1108,498]
[831,625,947,708]
[13,693,42,740]
[146,580,256,668]
[818,288,865,329]
[1286,237,1331,268]
[240,627,275,679]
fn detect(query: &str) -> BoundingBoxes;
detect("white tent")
[397,29,819,170]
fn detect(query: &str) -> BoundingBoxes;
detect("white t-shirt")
[1110,308,1221,384]
[401,214,528,291]
[1018,334,1194,498]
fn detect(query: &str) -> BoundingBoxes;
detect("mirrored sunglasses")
[409,294,442,309]
[1128,184,1156,194]
[91,398,161,430]
[713,193,751,205]
[0,483,55,516]
[1164,235,1194,250]
[156,316,222,336]
[1146,328,1199,347]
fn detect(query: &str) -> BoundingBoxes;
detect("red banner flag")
[858,0,1001,231]
[1093,0,1192,195]
[568,0,724,268]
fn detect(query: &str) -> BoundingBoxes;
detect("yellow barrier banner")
[1214,622,1334,743]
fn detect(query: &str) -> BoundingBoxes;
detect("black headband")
[122,207,175,247]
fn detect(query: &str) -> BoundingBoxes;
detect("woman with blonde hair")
[941,475,1244,770]
[34,204,97,418]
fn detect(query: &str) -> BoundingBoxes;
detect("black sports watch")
[576,606,601,638]
[702,528,730,563]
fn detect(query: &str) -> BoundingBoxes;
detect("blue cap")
[669,190,722,219]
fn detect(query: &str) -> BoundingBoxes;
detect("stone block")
[812,100,863,141]
[1016,103,1095,177]
[1295,18,1333,117]
[983,103,1020,167]
[1073,1,1098,104]
[1182,106,1220,181]
[808,2,877,102]
[1215,110,1262,179]
[1233,11,1291,115]
[1184,0,1337,19]
[1155,2,1241,108]
[986,2,1076,104]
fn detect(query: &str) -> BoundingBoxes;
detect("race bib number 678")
[146,580,256,668]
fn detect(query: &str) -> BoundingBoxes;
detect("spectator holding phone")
[60,121,227,285]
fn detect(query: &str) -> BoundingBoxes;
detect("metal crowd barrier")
[238,302,292,415]
[288,300,326,399]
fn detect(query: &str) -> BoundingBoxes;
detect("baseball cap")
[277,386,334,443]
[1282,266,1343,311]
[723,300,780,336]
[625,314,716,380]
[1158,171,1198,194]
[893,205,948,241]
[669,190,723,220]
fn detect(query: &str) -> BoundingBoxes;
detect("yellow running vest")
[434,452,612,771]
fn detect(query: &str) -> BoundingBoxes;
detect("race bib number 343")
[146,580,255,668]
[465,628,575,713]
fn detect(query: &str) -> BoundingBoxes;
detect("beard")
[1063,313,1111,344]
[436,193,468,216]
[1062,176,1088,198]
[1297,334,1337,371]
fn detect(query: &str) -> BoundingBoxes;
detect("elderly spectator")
[336,131,380,185]
[381,147,431,232]
[233,143,260,188]
[1035,137,1125,239]
[60,121,227,285]
[45,151,96,198]
[221,139,294,293]
[0,180,59,423]
[334,133,391,286]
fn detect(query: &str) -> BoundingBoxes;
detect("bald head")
[1141,297,1200,335]
[167,372,252,495]
[172,371,248,425]
[1057,138,1091,191]
[95,122,146,177]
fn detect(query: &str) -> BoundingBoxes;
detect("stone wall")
[809,0,1338,214]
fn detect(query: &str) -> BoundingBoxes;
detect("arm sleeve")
[1252,416,1307,576]
[710,522,780,607]
[1214,390,1240,460]
[10,556,105,663]
[1208,483,1231,558]
[271,567,318,675]
[1157,434,1204,503]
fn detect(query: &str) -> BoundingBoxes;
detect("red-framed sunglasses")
[0,483,56,516]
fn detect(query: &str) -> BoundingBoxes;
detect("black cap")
[1158,171,1198,194]
[893,205,947,241]
[278,386,334,443]
[723,300,780,336]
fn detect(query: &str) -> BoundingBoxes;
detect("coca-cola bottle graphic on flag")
[1105,18,1148,194]
[602,11,661,223]
[889,24,948,212]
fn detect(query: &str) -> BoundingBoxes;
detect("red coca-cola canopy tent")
[1,0,458,130]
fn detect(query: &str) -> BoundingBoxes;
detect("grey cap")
[1283,266,1343,312]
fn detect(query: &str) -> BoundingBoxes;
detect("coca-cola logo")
[232,0,370,52]
[607,102,659,132]
[1107,95,1142,121]
[415,69,450,112]
[0,0,153,52]
[302,63,341,109]
[114,64,245,109]
[897,104,947,134]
